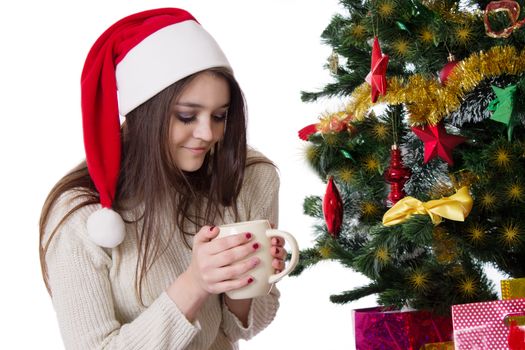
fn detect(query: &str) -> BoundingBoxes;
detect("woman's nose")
[193,117,213,141]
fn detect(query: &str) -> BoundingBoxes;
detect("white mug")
[217,219,299,299]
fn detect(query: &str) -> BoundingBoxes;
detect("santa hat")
[81,8,232,248]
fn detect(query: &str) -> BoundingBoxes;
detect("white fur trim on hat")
[86,207,126,248]
[116,20,232,116]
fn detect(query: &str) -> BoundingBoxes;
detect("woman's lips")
[184,147,207,155]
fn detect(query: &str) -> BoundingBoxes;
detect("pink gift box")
[452,298,525,349]
[353,306,453,350]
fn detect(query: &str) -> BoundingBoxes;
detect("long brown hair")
[40,67,267,300]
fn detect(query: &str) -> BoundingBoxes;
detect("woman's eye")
[176,113,196,124]
[213,114,227,122]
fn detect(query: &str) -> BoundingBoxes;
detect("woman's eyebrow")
[175,102,229,108]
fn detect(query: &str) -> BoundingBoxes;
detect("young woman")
[39,8,285,349]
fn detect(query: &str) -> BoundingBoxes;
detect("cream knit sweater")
[44,152,280,349]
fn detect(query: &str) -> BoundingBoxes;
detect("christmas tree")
[293,0,525,315]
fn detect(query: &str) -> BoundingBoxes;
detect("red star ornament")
[365,36,389,103]
[411,122,467,165]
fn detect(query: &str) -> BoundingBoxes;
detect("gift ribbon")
[382,186,473,226]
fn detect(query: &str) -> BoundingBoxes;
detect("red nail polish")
[245,232,252,239]
[247,277,254,284]
[275,247,280,254]
[209,226,215,231]
[253,243,259,250]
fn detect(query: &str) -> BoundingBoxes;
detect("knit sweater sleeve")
[44,193,200,350]
[220,151,281,341]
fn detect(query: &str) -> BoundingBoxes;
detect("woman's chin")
[179,160,205,173]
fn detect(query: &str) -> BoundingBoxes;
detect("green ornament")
[396,21,410,33]
[340,149,355,162]
[487,84,517,141]
[433,35,440,47]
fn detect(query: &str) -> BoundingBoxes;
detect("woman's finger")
[212,275,255,294]
[199,254,259,286]
[271,236,285,247]
[206,231,253,255]
[213,240,260,267]
[194,225,220,244]
[272,258,285,272]
[220,256,260,280]
[271,246,286,260]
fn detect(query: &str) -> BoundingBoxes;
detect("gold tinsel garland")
[319,46,525,128]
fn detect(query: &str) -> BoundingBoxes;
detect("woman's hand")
[167,225,259,322]
[270,236,287,273]
[187,225,259,297]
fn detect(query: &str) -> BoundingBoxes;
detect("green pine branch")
[330,282,384,304]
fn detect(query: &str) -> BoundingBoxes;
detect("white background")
[1,1,382,349]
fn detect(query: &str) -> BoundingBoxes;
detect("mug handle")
[265,229,299,284]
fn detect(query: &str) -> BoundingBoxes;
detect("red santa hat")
[81,8,232,248]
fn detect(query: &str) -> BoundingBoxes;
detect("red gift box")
[509,320,525,350]
[353,307,453,350]
[452,298,525,349]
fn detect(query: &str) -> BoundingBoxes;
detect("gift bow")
[382,186,473,226]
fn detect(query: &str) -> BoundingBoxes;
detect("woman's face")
[169,72,230,172]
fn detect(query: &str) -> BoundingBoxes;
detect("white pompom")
[86,207,126,248]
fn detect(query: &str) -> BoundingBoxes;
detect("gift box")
[452,298,525,349]
[502,278,525,300]
[420,341,454,350]
[509,320,525,350]
[353,307,453,350]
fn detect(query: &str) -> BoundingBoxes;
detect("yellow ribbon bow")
[382,186,473,226]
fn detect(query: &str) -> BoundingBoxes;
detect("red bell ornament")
[384,144,412,206]
[323,176,343,238]
[439,54,458,86]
